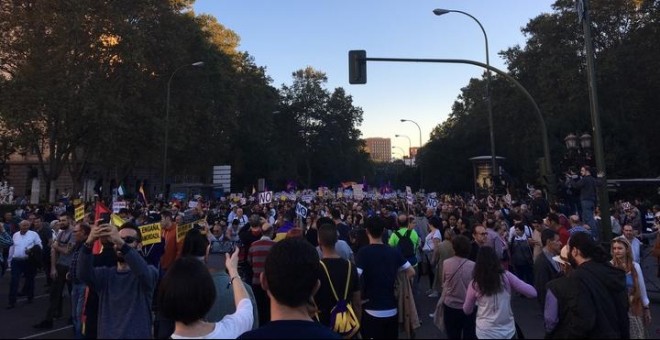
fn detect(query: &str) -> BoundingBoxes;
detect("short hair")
[264,238,320,307]
[77,222,91,236]
[364,216,386,238]
[428,216,442,229]
[397,213,408,227]
[330,208,341,220]
[120,222,142,242]
[317,216,333,226]
[181,228,209,257]
[547,213,560,225]
[541,228,558,247]
[318,223,338,247]
[249,214,261,227]
[158,257,216,325]
[161,210,172,219]
[569,232,608,263]
[452,235,471,258]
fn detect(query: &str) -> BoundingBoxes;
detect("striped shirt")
[248,237,276,285]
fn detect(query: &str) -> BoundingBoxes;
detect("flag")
[138,182,148,205]
[93,201,111,255]
[94,201,111,222]
[111,214,125,228]
[117,184,125,196]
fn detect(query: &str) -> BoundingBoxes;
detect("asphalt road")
[2,267,660,339]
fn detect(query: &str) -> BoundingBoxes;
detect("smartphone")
[100,213,111,224]
[209,240,235,254]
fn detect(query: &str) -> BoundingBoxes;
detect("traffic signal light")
[348,50,367,84]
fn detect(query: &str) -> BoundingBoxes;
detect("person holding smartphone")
[77,222,159,338]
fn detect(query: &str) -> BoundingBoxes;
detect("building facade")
[364,138,392,163]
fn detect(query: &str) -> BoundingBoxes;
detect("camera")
[209,240,235,254]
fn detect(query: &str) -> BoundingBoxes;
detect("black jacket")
[569,175,604,202]
[571,261,629,338]
[533,252,561,308]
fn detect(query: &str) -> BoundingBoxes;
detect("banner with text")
[139,222,162,246]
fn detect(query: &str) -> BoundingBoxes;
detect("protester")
[160,252,253,339]
[357,216,415,339]
[611,236,651,339]
[248,223,276,325]
[34,213,76,329]
[67,221,91,338]
[533,229,562,309]
[239,238,340,339]
[434,234,475,339]
[314,223,361,336]
[7,219,42,309]
[78,222,159,338]
[463,246,537,339]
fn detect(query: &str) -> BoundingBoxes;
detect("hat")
[552,245,570,266]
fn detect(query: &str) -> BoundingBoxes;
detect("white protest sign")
[295,203,308,218]
[112,201,127,213]
[301,194,313,203]
[258,191,273,205]
[405,186,413,205]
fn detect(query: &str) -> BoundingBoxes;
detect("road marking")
[20,325,72,339]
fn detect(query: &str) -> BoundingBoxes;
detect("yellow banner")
[111,214,126,228]
[139,222,162,246]
[74,204,85,222]
[176,219,204,243]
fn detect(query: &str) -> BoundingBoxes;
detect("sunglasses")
[121,236,137,244]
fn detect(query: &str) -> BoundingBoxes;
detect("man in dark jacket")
[546,232,628,338]
[568,165,604,237]
[533,229,562,309]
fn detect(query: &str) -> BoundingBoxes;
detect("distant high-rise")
[364,138,391,162]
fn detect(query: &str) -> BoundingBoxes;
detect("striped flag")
[138,182,148,205]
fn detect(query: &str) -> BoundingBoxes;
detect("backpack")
[317,260,360,338]
[395,229,415,258]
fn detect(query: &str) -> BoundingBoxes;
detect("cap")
[552,245,570,266]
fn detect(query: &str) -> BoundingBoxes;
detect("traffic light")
[348,50,367,84]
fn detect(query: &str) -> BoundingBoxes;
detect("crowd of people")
[1,175,659,339]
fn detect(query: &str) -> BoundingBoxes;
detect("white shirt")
[423,229,442,252]
[170,299,253,339]
[9,230,42,261]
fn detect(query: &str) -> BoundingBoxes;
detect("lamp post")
[433,8,498,183]
[163,61,204,195]
[394,134,411,156]
[577,0,611,242]
[392,146,406,160]
[400,119,423,189]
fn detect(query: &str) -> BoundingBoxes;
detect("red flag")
[138,182,148,205]
[94,201,111,222]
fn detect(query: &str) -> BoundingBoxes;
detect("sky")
[193,0,557,158]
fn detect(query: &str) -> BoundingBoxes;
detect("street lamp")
[392,146,406,159]
[433,8,498,182]
[163,61,204,195]
[563,133,593,172]
[400,119,423,188]
[394,134,411,156]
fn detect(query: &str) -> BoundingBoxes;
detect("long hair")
[472,246,504,296]
[611,237,642,315]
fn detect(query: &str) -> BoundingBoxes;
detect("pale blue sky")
[193,0,556,157]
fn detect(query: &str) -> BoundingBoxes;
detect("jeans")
[46,264,71,319]
[71,283,86,339]
[9,258,36,306]
[581,200,597,233]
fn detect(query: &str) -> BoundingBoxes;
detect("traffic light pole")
[349,52,556,199]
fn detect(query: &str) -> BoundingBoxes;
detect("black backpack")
[394,229,415,258]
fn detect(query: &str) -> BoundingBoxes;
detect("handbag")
[433,259,468,333]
